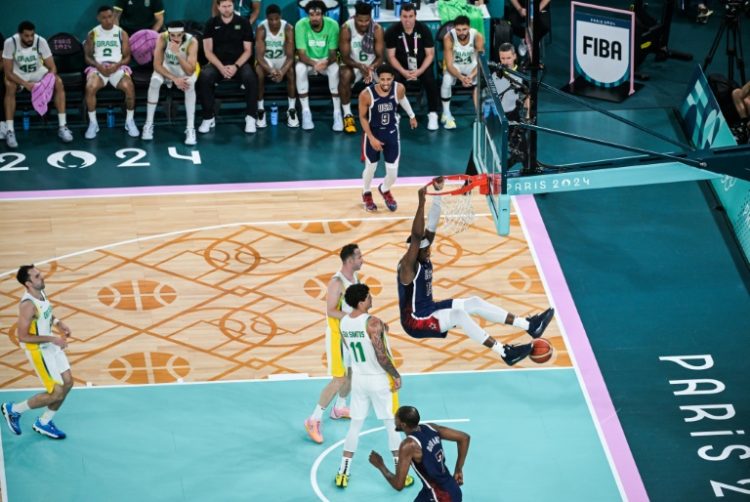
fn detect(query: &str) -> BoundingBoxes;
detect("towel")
[361,20,378,55]
[130,29,159,65]
[31,73,56,116]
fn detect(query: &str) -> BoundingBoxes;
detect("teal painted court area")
[0,370,619,501]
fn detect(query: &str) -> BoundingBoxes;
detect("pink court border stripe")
[0,176,436,200]
[515,194,648,502]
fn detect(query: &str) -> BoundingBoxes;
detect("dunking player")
[304,244,362,444]
[359,63,417,213]
[334,283,413,490]
[397,179,555,365]
[2,265,73,439]
[370,405,469,500]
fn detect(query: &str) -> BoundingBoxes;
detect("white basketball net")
[440,192,476,235]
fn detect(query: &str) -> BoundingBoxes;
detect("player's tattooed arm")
[369,317,399,379]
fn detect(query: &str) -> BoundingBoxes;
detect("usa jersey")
[367,81,399,131]
[398,260,452,318]
[408,424,462,501]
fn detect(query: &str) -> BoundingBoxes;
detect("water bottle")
[22,109,30,131]
[107,106,115,128]
[373,0,381,19]
[482,98,492,119]
[270,103,279,126]
[518,39,528,59]
[394,0,402,17]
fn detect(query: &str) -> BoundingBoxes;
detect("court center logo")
[47,150,97,169]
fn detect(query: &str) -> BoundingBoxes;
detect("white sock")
[288,97,297,109]
[332,96,341,111]
[335,395,347,408]
[185,87,196,129]
[301,97,311,112]
[362,160,377,193]
[442,100,451,115]
[58,113,67,127]
[6,120,14,132]
[383,164,398,192]
[513,316,530,330]
[88,111,97,124]
[258,100,265,110]
[339,456,352,475]
[12,400,30,413]
[342,103,352,116]
[145,103,157,126]
[311,404,324,421]
[126,109,134,122]
[39,408,56,425]
[491,342,506,357]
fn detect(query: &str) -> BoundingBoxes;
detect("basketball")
[530,338,553,364]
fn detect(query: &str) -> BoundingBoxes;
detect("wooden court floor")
[0,185,566,389]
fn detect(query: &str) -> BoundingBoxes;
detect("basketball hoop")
[423,174,501,234]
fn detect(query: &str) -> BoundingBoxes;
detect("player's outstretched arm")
[432,423,470,485]
[369,439,418,490]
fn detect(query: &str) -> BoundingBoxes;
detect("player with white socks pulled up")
[397,178,555,366]
[142,21,199,145]
[359,63,417,213]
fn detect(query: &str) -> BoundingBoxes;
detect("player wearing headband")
[396,178,555,365]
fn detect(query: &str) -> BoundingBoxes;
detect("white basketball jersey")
[162,32,195,76]
[8,34,48,78]
[340,313,393,376]
[450,28,477,66]
[91,25,123,64]
[260,19,288,62]
[332,270,360,315]
[346,18,375,66]
[20,290,53,343]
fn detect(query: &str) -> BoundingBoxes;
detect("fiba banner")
[569,2,635,94]
[679,66,750,263]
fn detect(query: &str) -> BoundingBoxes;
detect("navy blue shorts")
[401,299,454,339]
[363,126,400,164]
[414,485,462,502]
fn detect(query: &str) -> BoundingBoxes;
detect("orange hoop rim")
[424,174,500,196]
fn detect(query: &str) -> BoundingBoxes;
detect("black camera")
[724,0,750,16]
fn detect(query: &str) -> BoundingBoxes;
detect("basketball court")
[1,17,749,502]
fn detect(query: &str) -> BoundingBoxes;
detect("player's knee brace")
[383,163,398,191]
[441,77,454,99]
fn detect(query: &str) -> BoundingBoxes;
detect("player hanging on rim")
[304,243,362,444]
[359,63,417,213]
[334,283,413,490]
[397,178,555,366]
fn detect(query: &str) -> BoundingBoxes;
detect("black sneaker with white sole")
[527,308,555,339]
[501,343,532,366]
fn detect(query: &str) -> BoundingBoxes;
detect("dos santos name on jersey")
[342,330,366,338]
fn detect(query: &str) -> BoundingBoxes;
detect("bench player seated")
[254,4,299,128]
[440,15,484,129]
[142,21,200,146]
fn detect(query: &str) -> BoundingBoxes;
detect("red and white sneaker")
[378,184,398,212]
[330,406,351,420]
[363,191,378,212]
